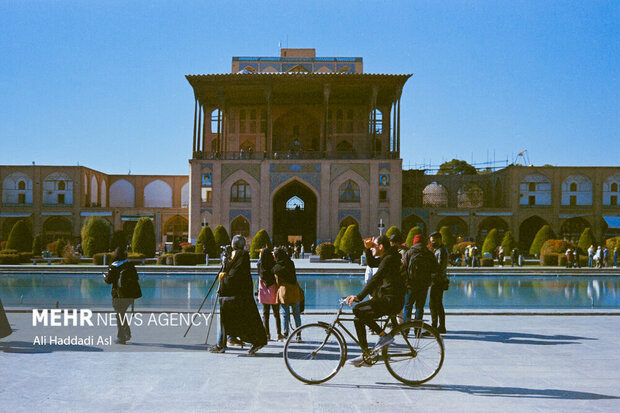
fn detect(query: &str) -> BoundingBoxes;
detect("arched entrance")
[402,214,426,235]
[42,216,72,243]
[164,215,188,245]
[560,217,590,243]
[519,216,548,252]
[272,180,317,248]
[437,216,468,240]
[477,217,508,244]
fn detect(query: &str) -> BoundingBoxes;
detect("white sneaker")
[372,333,394,351]
[347,355,371,367]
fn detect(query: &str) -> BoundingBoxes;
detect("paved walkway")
[1,313,619,412]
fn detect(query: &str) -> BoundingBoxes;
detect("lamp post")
[378,218,385,236]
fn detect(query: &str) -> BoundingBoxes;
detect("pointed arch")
[231,215,250,238]
[340,216,358,228]
[90,176,98,205]
[109,179,135,207]
[144,180,172,207]
[2,172,33,205]
[561,174,592,206]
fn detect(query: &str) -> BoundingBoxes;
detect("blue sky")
[1,1,618,175]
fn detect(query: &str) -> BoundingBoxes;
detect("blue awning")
[603,216,620,229]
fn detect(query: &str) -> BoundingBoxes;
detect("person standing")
[274,247,302,340]
[588,245,595,267]
[614,247,618,268]
[216,235,267,355]
[429,232,449,334]
[603,246,609,267]
[0,297,12,340]
[257,247,282,341]
[402,234,438,324]
[104,247,142,344]
[497,245,505,267]
[565,249,573,268]
[573,248,580,268]
[511,248,519,267]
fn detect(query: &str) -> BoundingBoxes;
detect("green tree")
[250,229,273,259]
[213,225,231,249]
[195,225,218,257]
[481,228,501,255]
[437,159,477,175]
[32,234,44,256]
[333,226,347,257]
[577,227,596,253]
[81,217,111,257]
[405,226,422,247]
[529,225,555,256]
[132,217,156,257]
[110,230,127,251]
[55,238,68,258]
[439,226,456,252]
[385,226,402,243]
[340,224,364,260]
[501,231,517,253]
[6,219,33,252]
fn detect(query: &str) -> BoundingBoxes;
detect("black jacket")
[219,250,253,298]
[104,260,137,299]
[357,246,405,301]
[258,255,276,287]
[272,258,297,285]
[402,243,439,288]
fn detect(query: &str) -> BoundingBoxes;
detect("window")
[58,181,66,191]
[612,195,618,206]
[570,182,578,192]
[249,109,256,133]
[231,180,251,202]
[528,183,536,192]
[379,190,388,203]
[570,195,576,206]
[528,195,535,206]
[612,183,619,193]
[286,196,304,211]
[339,180,360,202]
[18,181,25,190]
[18,193,26,204]
[211,109,221,134]
[201,187,212,203]
[58,193,65,204]
[369,109,383,135]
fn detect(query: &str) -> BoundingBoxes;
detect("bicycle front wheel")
[283,323,345,384]
[382,321,444,385]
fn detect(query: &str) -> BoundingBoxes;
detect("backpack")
[117,262,142,299]
[406,250,434,288]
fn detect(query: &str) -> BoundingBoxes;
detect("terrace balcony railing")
[192,150,398,161]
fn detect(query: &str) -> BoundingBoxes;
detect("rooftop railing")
[192,151,398,161]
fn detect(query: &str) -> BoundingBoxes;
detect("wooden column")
[370,85,378,156]
[265,85,272,153]
[197,103,203,156]
[192,98,198,156]
[323,84,330,155]
[202,104,208,153]
[397,90,401,157]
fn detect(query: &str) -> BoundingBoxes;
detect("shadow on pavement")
[0,341,104,353]
[442,330,595,345]
[323,382,619,400]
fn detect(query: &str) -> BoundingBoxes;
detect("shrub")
[501,231,517,254]
[480,258,494,267]
[110,230,127,251]
[6,219,33,252]
[62,245,79,264]
[182,244,195,253]
[173,252,206,266]
[453,241,476,256]
[577,228,596,253]
[55,238,68,258]
[439,226,456,253]
[529,225,555,256]
[0,254,19,265]
[482,229,501,255]
[340,225,364,260]
[605,236,620,252]
[132,217,156,257]
[316,242,335,260]
[32,235,44,256]
[333,227,347,257]
[540,239,575,255]
[213,225,231,249]
[18,252,33,263]
[0,241,6,250]
[195,226,218,257]
[250,229,272,259]
[0,249,18,255]
[157,253,173,265]
[540,253,560,266]
[92,252,114,265]
[81,217,111,257]
[46,241,58,254]
[385,226,402,243]
[405,226,422,248]
[128,252,146,260]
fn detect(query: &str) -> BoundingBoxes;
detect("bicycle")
[283,298,444,385]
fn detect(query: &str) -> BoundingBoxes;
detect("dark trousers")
[403,284,429,324]
[262,303,281,337]
[429,285,445,329]
[353,297,401,351]
[113,298,133,340]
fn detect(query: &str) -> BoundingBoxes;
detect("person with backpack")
[273,247,302,341]
[401,234,439,324]
[104,247,142,344]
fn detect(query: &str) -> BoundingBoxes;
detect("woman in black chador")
[219,235,267,355]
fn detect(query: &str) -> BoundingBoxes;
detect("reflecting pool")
[0,273,619,310]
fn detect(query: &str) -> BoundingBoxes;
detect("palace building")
[186,49,410,247]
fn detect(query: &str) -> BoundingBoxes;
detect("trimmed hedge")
[405,226,423,248]
[6,219,33,252]
[606,236,620,252]
[128,252,146,260]
[55,238,68,258]
[32,235,44,256]
[173,252,206,266]
[578,228,596,253]
[213,225,231,249]
[482,228,501,255]
[182,244,195,253]
[480,258,494,267]
[81,216,111,257]
[439,226,456,253]
[110,230,127,251]
[340,224,364,260]
[540,253,560,266]
[132,217,156,258]
[529,225,555,256]
[333,227,347,257]
[316,242,335,260]
[250,229,272,259]
[501,231,517,254]
[157,253,174,265]
[62,245,79,264]
[0,254,19,265]
[92,252,114,265]
[196,226,218,257]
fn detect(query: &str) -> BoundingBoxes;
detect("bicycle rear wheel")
[283,323,345,384]
[382,321,444,385]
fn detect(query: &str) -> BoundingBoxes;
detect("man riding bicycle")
[345,235,405,367]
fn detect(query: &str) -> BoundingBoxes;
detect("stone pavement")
[1,313,620,412]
